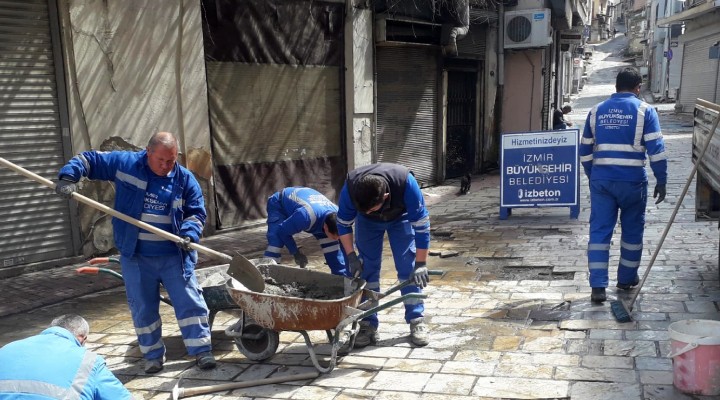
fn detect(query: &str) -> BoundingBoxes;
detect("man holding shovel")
[55,132,216,373]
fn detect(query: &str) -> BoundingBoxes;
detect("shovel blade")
[227,255,265,292]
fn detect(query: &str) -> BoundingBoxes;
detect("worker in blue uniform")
[263,187,348,276]
[0,314,131,399]
[336,163,431,347]
[579,68,668,303]
[55,132,216,373]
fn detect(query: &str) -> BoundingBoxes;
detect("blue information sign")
[500,129,580,219]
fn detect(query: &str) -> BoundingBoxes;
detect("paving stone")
[383,358,442,373]
[494,362,553,379]
[603,340,658,357]
[635,356,672,371]
[521,336,565,353]
[471,377,569,398]
[555,366,638,383]
[639,370,674,385]
[440,361,495,375]
[582,355,634,369]
[570,381,642,399]
[422,373,475,395]
[367,371,432,392]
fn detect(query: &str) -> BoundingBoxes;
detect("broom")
[611,99,720,323]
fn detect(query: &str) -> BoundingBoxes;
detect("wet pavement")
[1,35,719,399]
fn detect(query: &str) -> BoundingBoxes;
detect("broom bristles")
[610,300,632,323]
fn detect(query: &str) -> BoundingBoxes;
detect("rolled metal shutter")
[456,25,487,60]
[679,32,720,110]
[376,46,438,185]
[0,0,75,269]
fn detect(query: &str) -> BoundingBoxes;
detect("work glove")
[653,184,666,204]
[178,236,193,251]
[294,251,308,268]
[347,252,363,277]
[55,177,77,199]
[412,261,429,288]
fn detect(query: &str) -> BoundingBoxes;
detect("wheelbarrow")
[225,261,443,373]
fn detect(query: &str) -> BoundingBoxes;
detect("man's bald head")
[148,131,178,151]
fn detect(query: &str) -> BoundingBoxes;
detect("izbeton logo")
[519,189,561,198]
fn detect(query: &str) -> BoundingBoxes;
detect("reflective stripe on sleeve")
[115,171,147,190]
[648,152,668,162]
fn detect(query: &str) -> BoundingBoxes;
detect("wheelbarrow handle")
[382,269,444,297]
[76,266,124,281]
[88,257,120,265]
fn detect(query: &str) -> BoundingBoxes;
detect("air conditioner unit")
[504,9,552,49]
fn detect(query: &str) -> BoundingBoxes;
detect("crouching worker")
[0,314,132,399]
[264,187,349,276]
[54,132,215,373]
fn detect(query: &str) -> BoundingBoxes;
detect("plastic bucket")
[668,319,720,396]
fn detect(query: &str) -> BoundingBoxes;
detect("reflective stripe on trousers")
[121,253,212,360]
[588,180,647,287]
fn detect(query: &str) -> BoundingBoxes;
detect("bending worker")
[263,187,348,276]
[55,132,216,373]
[336,163,431,347]
[0,314,132,399]
[580,68,667,303]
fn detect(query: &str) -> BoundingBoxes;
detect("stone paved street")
[1,35,719,399]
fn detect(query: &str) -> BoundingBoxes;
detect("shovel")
[0,157,265,292]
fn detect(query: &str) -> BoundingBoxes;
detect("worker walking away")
[337,163,432,347]
[54,132,215,373]
[263,187,349,276]
[0,314,132,399]
[579,68,667,303]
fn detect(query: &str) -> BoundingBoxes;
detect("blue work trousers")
[355,214,423,327]
[588,180,647,288]
[120,254,212,360]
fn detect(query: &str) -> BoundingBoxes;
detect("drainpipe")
[498,2,505,134]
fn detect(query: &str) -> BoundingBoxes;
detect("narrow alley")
[1,35,718,400]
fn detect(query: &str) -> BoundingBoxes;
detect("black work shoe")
[196,351,216,370]
[616,276,640,290]
[591,288,607,303]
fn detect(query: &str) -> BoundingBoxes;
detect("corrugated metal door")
[376,46,438,185]
[0,0,75,269]
[679,32,720,110]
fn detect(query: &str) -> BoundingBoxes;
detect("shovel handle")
[0,157,232,263]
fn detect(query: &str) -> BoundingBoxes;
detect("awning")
[657,0,720,25]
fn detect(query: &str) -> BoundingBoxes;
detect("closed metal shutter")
[376,46,439,185]
[0,0,74,269]
[679,32,720,110]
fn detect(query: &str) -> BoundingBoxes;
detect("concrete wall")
[503,50,544,133]
[345,5,374,169]
[57,0,213,256]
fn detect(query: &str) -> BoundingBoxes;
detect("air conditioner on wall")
[504,9,552,49]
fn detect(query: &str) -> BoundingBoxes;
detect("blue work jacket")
[0,327,131,399]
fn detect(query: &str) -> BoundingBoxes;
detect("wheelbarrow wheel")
[234,323,279,361]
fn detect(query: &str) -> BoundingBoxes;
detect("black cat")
[460,173,471,195]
